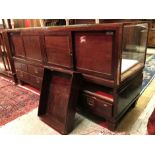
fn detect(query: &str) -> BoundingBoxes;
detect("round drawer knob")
[103,104,108,107]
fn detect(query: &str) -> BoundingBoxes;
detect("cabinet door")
[11,34,25,58]
[23,35,42,62]
[27,64,43,77]
[74,31,114,79]
[45,34,73,69]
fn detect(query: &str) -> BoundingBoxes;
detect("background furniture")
[0,31,14,78]
[5,21,148,131]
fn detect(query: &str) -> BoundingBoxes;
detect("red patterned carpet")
[0,76,39,126]
[147,108,155,135]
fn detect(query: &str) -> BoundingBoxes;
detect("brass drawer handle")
[87,97,96,107]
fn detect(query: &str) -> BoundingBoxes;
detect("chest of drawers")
[14,59,43,90]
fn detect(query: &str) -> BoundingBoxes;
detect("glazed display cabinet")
[5,21,148,132]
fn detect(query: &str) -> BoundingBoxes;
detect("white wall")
[0,19,3,24]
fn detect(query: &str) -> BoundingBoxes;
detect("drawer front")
[16,70,29,82]
[14,61,21,70]
[81,93,112,118]
[27,64,43,77]
[30,75,43,89]
[21,63,27,72]
[14,61,27,72]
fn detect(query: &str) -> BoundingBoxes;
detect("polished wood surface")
[23,36,42,62]
[74,31,113,78]
[12,35,25,58]
[45,34,73,68]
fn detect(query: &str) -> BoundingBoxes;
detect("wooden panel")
[16,70,29,82]
[14,61,21,70]
[148,29,155,47]
[75,32,113,78]
[23,36,42,62]
[14,61,27,72]
[48,74,72,123]
[27,64,43,77]
[45,35,72,68]
[30,75,42,89]
[21,63,27,72]
[12,35,25,57]
[81,92,113,118]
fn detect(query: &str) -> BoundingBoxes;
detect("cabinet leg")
[13,75,18,85]
[107,121,117,131]
[18,80,24,85]
[131,100,138,108]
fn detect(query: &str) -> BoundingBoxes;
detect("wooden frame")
[38,68,81,134]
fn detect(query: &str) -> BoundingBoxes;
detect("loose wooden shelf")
[38,68,81,134]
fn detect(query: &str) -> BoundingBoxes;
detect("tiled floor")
[0,48,155,135]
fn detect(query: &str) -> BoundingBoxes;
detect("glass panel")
[121,23,148,74]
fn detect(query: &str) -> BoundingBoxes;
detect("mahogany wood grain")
[45,34,72,68]
[74,31,113,78]
[12,34,25,58]
[38,68,81,134]
[23,36,42,62]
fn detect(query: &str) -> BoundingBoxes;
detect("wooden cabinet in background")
[0,31,14,78]
[148,28,155,47]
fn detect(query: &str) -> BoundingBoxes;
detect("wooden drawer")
[14,61,27,72]
[81,92,113,118]
[27,64,43,77]
[14,61,21,70]
[30,75,43,89]
[21,63,27,72]
[16,70,29,82]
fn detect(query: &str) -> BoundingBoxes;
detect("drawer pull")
[34,69,39,74]
[37,80,40,83]
[103,104,108,107]
[87,98,95,107]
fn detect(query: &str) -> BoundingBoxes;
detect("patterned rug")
[0,76,39,126]
[141,54,155,93]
